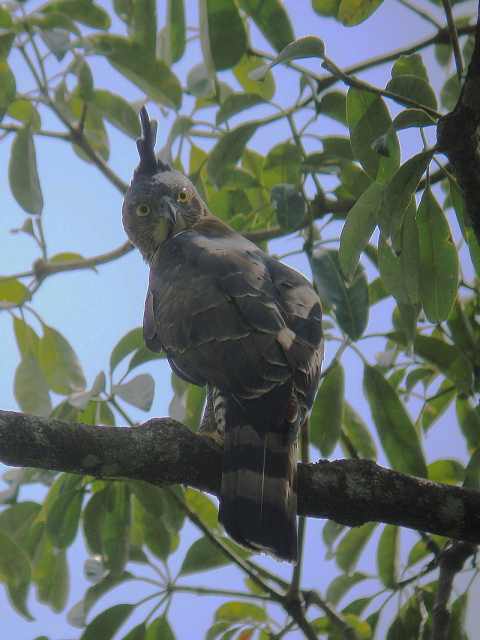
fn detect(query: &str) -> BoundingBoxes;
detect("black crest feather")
[135,106,170,176]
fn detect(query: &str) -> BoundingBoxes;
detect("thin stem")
[109,396,137,427]
[171,585,271,601]
[322,55,442,119]
[0,124,70,140]
[397,0,442,29]
[441,0,464,79]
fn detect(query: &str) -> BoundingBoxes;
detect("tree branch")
[1,410,480,546]
[431,541,476,640]
[437,6,480,245]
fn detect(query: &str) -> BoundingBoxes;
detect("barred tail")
[218,396,298,562]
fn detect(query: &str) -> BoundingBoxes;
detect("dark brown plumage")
[122,108,323,562]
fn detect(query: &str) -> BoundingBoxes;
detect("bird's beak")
[160,196,178,224]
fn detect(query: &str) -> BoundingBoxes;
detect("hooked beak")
[160,196,178,225]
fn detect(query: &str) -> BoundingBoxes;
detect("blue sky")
[0,1,478,638]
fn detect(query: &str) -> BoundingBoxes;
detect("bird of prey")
[122,107,323,562]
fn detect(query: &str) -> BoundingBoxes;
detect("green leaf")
[386,75,437,111]
[93,90,140,138]
[448,592,468,640]
[89,35,182,110]
[112,373,154,411]
[233,55,275,100]
[127,346,165,373]
[338,0,384,25]
[238,0,294,52]
[416,188,459,322]
[122,622,146,640]
[263,142,302,188]
[339,181,383,279]
[0,59,15,120]
[323,520,345,552]
[310,249,369,341]
[167,0,186,63]
[464,449,480,489]
[250,35,325,79]
[347,89,399,182]
[200,0,247,70]
[216,93,266,126]
[215,601,266,623]
[428,459,464,485]
[393,109,436,131]
[102,484,131,575]
[146,615,175,640]
[180,536,233,576]
[326,572,367,605]
[84,571,134,620]
[441,74,460,111]
[421,380,455,432]
[46,488,83,549]
[80,604,134,640]
[377,525,398,588]
[9,127,44,215]
[271,184,305,230]
[7,99,42,131]
[33,535,69,612]
[0,530,32,620]
[39,325,86,394]
[207,122,259,184]
[14,356,52,417]
[363,365,427,477]
[0,278,31,306]
[110,328,144,373]
[42,0,111,29]
[318,91,347,124]
[336,523,376,572]
[131,0,156,56]
[343,403,377,460]
[184,489,218,530]
[310,363,344,456]
[391,54,428,80]
[456,398,480,452]
[380,150,432,240]
[413,335,473,396]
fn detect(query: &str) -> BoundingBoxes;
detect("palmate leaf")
[238,0,293,52]
[200,0,247,71]
[8,126,43,215]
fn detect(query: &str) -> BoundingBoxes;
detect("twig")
[441,0,464,79]
[397,0,442,29]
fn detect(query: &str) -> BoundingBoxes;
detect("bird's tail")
[218,392,298,562]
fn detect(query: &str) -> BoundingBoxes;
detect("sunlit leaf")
[238,0,294,52]
[42,0,111,29]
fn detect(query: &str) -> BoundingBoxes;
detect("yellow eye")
[136,203,151,217]
[177,189,188,203]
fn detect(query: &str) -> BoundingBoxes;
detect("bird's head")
[122,107,207,262]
